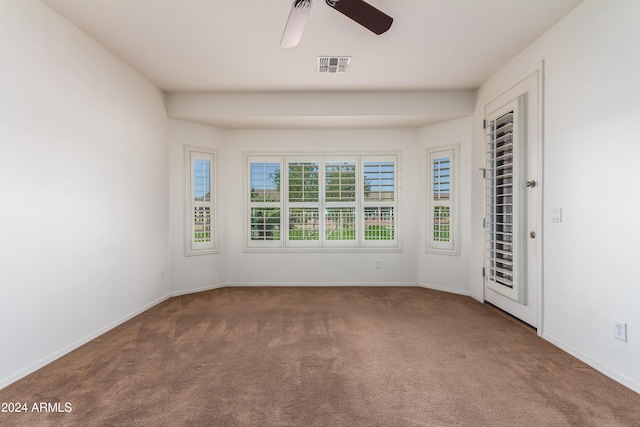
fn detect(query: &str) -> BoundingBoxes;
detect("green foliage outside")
[433,205,451,242]
[288,229,318,240]
[268,164,370,201]
[364,225,394,240]
[194,232,211,243]
[250,208,281,241]
[433,226,450,241]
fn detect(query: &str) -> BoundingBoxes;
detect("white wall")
[471,0,640,392]
[166,90,475,129]
[416,117,473,296]
[168,128,419,288]
[170,120,486,292]
[0,0,169,388]
[169,120,482,292]
[169,119,227,295]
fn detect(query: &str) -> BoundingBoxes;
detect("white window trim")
[244,152,400,252]
[426,144,459,255]
[185,145,218,256]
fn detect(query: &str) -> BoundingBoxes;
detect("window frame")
[185,145,218,256]
[248,155,283,248]
[285,155,322,248]
[426,145,459,255]
[324,156,359,248]
[245,152,400,252]
[360,155,397,248]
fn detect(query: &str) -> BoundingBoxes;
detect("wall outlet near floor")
[374,260,381,268]
[614,321,627,342]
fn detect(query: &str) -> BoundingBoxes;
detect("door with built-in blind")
[484,70,541,328]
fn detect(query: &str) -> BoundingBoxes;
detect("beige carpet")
[1,287,639,426]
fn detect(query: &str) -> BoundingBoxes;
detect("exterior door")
[484,70,541,328]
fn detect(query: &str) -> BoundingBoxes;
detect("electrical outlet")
[375,260,381,268]
[614,321,627,342]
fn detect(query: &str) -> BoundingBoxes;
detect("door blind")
[486,109,516,290]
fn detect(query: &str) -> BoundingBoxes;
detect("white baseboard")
[169,283,227,297]
[224,281,419,287]
[0,294,170,390]
[172,283,470,298]
[170,282,420,297]
[469,292,484,303]
[542,333,640,395]
[418,282,472,297]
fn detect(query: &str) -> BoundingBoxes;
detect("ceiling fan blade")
[280,0,313,48]
[325,0,392,35]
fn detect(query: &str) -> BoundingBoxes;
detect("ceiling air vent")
[317,56,351,74]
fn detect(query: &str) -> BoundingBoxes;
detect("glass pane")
[325,162,356,202]
[364,207,394,240]
[250,207,281,240]
[433,157,451,200]
[432,205,450,242]
[193,159,211,202]
[289,162,319,202]
[288,207,319,240]
[364,161,394,202]
[325,207,356,240]
[250,162,280,202]
[194,206,211,243]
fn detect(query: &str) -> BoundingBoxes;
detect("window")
[246,153,398,251]
[185,145,217,255]
[427,146,458,254]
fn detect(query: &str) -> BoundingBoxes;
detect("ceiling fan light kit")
[280,0,393,48]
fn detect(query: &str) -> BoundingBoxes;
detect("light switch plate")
[549,208,562,223]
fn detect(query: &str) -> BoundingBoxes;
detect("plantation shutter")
[245,153,399,251]
[287,157,321,246]
[324,157,357,245]
[428,148,456,253]
[485,96,526,303]
[249,158,283,247]
[186,146,216,255]
[362,156,396,246]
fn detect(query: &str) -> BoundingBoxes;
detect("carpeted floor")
[1,287,639,426]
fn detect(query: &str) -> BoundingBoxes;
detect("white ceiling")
[41,0,582,127]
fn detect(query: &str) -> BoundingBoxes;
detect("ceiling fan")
[280,0,393,48]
